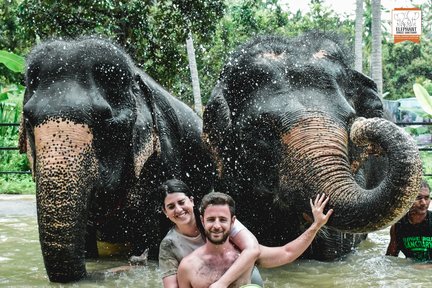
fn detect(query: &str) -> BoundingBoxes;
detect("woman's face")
[163,192,195,226]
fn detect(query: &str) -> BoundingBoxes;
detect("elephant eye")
[93,63,133,105]
[93,63,132,89]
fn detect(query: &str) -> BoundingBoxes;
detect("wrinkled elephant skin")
[203,32,422,261]
[20,37,214,282]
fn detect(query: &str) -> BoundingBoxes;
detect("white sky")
[284,0,427,21]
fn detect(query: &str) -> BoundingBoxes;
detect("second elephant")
[203,32,422,260]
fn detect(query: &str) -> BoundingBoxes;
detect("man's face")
[410,187,431,215]
[202,204,234,245]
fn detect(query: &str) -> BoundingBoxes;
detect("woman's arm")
[258,194,333,268]
[159,236,181,288]
[209,221,261,288]
[163,275,179,288]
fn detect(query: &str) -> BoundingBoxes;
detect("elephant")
[202,32,422,261]
[18,37,214,282]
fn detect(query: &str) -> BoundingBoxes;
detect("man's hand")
[310,194,333,229]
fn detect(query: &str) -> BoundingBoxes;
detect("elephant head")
[203,32,422,256]
[19,37,213,282]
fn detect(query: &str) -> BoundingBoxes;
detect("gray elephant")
[203,32,422,260]
[19,37,214,282]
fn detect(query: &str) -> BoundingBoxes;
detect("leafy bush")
[0,51,34,194]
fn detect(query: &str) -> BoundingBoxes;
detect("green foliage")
[420,151,432,181]
[383,39,432,100]
[413,82,432,115]
[0,50,25,73]
[0,49,33,194]
[15,0,224,104]
[0,86,34,194]
[0,174,35,194]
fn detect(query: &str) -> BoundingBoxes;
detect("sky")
[285,0,427,21]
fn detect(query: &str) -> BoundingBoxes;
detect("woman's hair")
[158,179,205,238]
[159,178,194,206]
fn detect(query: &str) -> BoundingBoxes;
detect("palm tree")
[354,0,363,72]
[371,0,382,97]
[186,31,203,117]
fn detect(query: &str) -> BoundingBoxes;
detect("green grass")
[0,174,35,194]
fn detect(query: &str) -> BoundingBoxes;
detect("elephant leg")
[85,221,98,259]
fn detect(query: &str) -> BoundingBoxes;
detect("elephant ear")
[18,88,36,179]
[203,81,232,177]
[349,70,383,118]
[131,72,162,178]
[18,87,33,154]
[18,111,27,154]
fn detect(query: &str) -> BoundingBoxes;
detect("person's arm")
[385,224,400,257]
[177,259,192,288]
[159,237,180,288]
[209,221,261,288]
[257,194,333,268]
[162,275,178,288]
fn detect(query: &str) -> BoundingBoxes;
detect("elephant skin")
[19,37,214,282]
[203,32,422,261]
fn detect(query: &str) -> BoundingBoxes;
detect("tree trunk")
[354,0,363,72]
[186,31,203,117]
[371,0,382,97]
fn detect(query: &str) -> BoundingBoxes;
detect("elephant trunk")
[280,113,422,233]
[34,120,98,282]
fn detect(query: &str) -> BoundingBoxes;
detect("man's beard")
[205,230,230,245]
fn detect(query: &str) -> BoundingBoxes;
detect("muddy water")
[1,195,431,287]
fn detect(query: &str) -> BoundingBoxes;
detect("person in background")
[386,179,432,262]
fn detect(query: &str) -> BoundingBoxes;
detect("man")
[177,192,333,288]
[386,180,432,261]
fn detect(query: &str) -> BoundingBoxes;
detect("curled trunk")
[34,120,98,282]
[280,113,422,233]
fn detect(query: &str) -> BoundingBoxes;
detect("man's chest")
[191,253,247,288]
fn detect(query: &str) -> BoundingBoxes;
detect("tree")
[371,0,383,96]
[15,0,224,104]
[383,38,432,99]
[354,0,364,72]
[186,32,202,116]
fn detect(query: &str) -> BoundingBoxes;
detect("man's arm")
[257,194,333,268]
[210,225,260,288]
[385,225,400,256]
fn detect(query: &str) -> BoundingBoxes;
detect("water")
[1,195,432,287]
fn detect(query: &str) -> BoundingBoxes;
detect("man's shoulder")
[183,244,205,261]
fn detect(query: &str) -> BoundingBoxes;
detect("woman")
[158,179,262,288]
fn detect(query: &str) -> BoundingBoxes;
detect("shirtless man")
[177,192,333,287]
[177,192,251,288]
